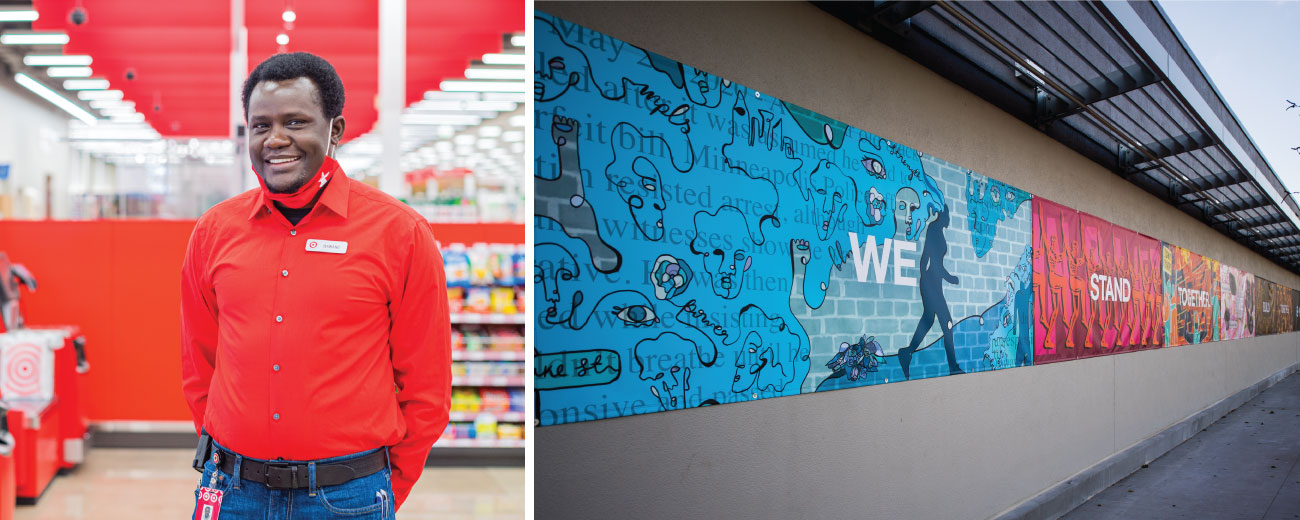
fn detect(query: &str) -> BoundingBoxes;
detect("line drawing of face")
[605,124,670,240]
[894,187,920,240]
[635,332,709,411]
[690,207,756,299]
[682,65,725,108]
[866,187,886,226]
[535,17,589,103]
[535,243,580,325]
[806,161,852,242]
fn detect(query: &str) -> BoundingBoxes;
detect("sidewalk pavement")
[1060,370,1300,520]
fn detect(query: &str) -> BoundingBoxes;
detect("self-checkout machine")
[0,252,85,504]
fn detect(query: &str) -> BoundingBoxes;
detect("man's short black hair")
[241,52,345,120]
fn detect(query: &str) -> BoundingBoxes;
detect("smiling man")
[180,52,450,518]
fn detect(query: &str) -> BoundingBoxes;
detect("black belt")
[216,448,387,489]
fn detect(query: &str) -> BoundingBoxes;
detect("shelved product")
[438,241,525,453]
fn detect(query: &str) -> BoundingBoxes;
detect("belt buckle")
[263,461,300,489]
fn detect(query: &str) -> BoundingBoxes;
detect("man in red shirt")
[180,52,450,518]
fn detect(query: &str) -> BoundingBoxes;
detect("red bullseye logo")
[309,241,318,248]
[4,342,43,397]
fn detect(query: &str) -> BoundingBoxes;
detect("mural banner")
[534,12,1034,425]
[1220,264,1256,340]
[1276,284,1293,334]
[1256,278,1277,336]
[1163,243,1219,346]
[1033,203,1161,364]
[1293,288,1300,333]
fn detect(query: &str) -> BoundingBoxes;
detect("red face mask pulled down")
[255,156,340,209]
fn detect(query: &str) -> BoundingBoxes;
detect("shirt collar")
[247,164,351,221]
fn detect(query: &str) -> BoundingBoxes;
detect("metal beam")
[1235,212,1291,228]
[1035,63,1158,124]
[1131,130,1215,163]
[1212,198,1272,215]
[1256,226,1300,241]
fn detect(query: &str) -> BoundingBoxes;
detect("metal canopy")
[816,0,1300,274]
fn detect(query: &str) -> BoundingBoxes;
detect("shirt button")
[273,413,280,420]
[275,315,283,323]
[281,270,289,277]
[290,230,297,236]
[273,364,280,372]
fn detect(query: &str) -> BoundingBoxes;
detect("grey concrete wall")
[533,3,1300,519]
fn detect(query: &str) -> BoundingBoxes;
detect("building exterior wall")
[534,2,1300,519]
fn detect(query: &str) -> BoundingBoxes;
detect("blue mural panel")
[534,12,1034,426]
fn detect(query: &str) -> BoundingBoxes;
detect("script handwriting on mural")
[623,78,692,133]
[846,232,918,287]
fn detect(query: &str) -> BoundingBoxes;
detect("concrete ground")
[1061,371,1300,520]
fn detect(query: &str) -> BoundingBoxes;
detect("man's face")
[247,77,340,193]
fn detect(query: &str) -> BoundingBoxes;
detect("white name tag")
[305,239,348,254]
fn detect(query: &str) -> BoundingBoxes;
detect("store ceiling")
[27,0,522,141]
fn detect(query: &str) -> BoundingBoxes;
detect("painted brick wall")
[799,154,1033,392]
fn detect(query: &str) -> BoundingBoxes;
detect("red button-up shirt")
[179,170,450,509]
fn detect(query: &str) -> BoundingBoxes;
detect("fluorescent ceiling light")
[508,115,524,127]
[64,79,110,90]
[401,114,483,126]
[77,90,123,101]
[478,126,503,137]
[1,32,70,45]
[99,107,136,117]
[14,73,97,125]
[510,35,524,47]
[502,130,523,142]
[464,67,526,80]
[438,80,524,93]
[411,100,517,112]
[0,10,39,22]
[481,53,525,65]
[23,55,92,66]
[89,99,134,109]
[47,66,93,78]
[110,113,145,123]
[422,91,481,101]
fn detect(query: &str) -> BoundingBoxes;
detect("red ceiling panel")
[32,0,522,140]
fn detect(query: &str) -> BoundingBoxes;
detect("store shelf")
[452,350,524,362]
[449,411,525,422]
[452,375,524,387]
[451,313,524,324]
[434,438,525,448]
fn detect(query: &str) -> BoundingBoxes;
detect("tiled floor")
[14,448,523,519]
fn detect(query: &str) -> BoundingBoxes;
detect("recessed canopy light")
[276,33,289,45]
[282,9,296,23]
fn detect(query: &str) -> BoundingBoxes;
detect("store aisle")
[14,448,523,519]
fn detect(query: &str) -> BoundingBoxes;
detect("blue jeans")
[193,440,395,519]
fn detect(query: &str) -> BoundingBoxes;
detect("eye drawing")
[612,305,658,327]
[548,57,566,71]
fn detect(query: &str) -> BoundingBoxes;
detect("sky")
[1159,0,1300,194]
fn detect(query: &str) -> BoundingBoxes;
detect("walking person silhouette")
[897,206,965,379]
